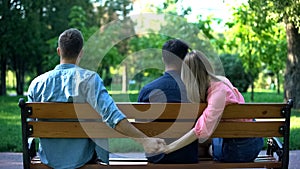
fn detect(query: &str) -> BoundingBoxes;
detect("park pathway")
[1,151,300,169]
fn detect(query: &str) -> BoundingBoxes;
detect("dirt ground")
[1,151,299,169]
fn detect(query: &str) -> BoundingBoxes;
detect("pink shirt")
[193,77,245,143]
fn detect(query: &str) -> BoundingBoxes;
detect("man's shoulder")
[31,70,53,84]
[141,76,166,90]
[75,67,98,77]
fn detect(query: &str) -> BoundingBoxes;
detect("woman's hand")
[164,144,173,154]
[164,130,198,154]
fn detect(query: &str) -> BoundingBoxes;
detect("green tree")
[8,0,96,95]
[220,54,252,92]
[0,0,27,95]
[0,0,16,95]
[69,6,87,30]
[97,0,134,91]
[259,24,287,94]
[124,0,220,92]
[221,3,287,101]
[247,1,287,95]
[128,34,169,89]
[248,0,300,108]
[227,4,262,101]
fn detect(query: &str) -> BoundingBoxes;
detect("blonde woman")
[164,50,263,162]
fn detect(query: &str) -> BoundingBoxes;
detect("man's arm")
[86,74,166,154]
[115,119,166,154]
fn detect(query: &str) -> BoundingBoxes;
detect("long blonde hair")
[181,50,221,103]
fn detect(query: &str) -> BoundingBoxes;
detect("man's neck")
[60,58,77,65]
[165,65,181,73]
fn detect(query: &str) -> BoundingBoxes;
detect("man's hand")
[136,138,166,154]
[114,119,166,154]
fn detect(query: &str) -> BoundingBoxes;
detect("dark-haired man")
[138,39,189,103]
[28,28,166,169]
[138,39,199,163]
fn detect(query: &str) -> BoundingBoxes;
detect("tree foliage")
[220,54,251,92]
[2,0,296,102]
[248,0,300,108]
[219,2,287,100]
[0,0,97,95]
[222,4,262,100]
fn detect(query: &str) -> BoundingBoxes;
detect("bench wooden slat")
[223,103,285,119]
[20,100,292,169]
[29,161,282,169]
[26,102,286,119]
[29,155,280,169]
[29,121,284,138]
[26,102,101,119]
[212,121,284,138]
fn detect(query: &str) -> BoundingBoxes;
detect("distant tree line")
[0,0,133,95]
[1,0,300,108]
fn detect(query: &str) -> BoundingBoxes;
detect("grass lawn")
[242,91,285,103]
[0,91,299,153]
[0,96,23,152]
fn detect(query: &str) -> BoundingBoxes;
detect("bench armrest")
[28,138,37,159]
[267,137,283,161]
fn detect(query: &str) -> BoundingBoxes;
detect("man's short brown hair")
[58,28,83,59]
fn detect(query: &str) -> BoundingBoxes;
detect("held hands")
[136,138,166,154]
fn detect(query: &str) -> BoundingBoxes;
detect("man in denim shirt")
[28,28,166,169]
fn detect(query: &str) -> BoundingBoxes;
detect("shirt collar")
[54,64,77,70]
[165,70,181,76]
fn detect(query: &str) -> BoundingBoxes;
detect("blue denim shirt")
[27,64,126,169]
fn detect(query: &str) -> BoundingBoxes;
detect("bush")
[220,54,252,92]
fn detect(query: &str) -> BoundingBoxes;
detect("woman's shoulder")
[211,76,233,88]
[209,76,245,103]
[217,76,233,85]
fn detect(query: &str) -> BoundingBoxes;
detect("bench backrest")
[18,99,293,169]
[19,101,292,139]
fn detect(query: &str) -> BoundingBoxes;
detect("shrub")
[220,54,251,92]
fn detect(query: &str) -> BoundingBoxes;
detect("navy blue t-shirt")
[138,70,198,164]
[138,71,189,103]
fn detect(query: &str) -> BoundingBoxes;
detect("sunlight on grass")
[291,116,300,129]
[291,109,300,127]
[290,110,300,150]
[242,91,284,103]
[108,90,139,95]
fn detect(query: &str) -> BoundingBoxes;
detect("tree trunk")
[15,59,25,95]
[284,23,300,109]
[122,64,127,93]
[251,81,254,102]
[103,66,112,87]
[276,71,280,95]
[0,56,7,95]
[36,59,43,76]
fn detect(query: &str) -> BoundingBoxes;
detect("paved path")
[1,151,300,169]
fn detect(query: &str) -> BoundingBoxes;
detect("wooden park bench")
[19,98,293,169]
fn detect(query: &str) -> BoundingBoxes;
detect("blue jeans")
[212,137,264,162]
